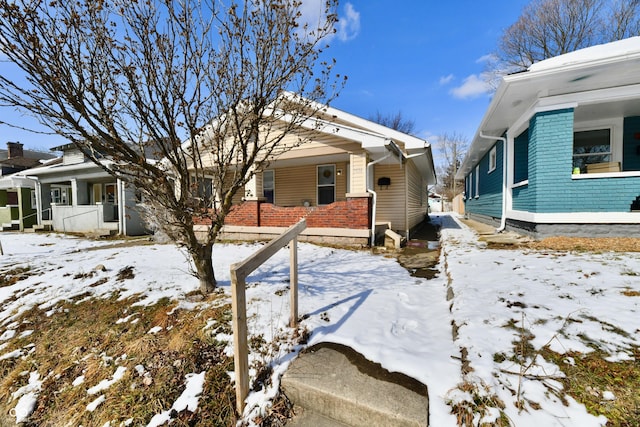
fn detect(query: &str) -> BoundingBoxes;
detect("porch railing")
[229,218,306,414]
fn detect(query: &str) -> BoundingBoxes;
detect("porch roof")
[0,173,35,190]
[457,36,640,179]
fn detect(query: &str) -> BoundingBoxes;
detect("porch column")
[17,188,24,231]
[349,152,368,193]
[117,179,125,235]
[71,178,78,207]
[244,168,264,201]
[35,181,42,224]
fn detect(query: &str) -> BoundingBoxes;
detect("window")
[475,165,480,197]
[7,191,18,206]
[263,170,274,204]
[573,129,611,172]
[488,146,497,173]
[105,183,118,205]
[30,190,37,209]
[50,187,69,205]
[317,165,335,205]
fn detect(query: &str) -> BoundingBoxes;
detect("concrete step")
[282,343,429,427]
[32,224,52,232]
[286,407,349,427]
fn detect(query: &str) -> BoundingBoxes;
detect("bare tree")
[0,0,344,294]
[494,0,640,71]
[369,110,416,135]
[607,0,640,40]
[436,132,468,201]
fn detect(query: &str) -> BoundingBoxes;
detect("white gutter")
[479,132,508,232]
[366,151,393,246]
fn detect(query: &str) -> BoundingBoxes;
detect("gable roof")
[184,94,437,185]
[457,36,640,179]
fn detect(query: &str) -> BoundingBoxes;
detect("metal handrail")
[22,208,51,224]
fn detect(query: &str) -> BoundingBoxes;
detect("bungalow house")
[457,36,640,238]
[0,142,57,231]
[198,104,436,246]
[26,143,147,236]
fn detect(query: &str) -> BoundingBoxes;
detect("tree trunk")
[192,242,216,294]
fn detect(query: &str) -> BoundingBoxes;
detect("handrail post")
[230,269,249,416]
[289,237,298,327]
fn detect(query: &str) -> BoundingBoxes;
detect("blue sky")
[2,0,530,163]
[325,1,530,156]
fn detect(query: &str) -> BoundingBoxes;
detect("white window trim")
[474,165,480,198]
[488,146,497,173]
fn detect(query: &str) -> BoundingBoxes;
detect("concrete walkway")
[280,216,529,426]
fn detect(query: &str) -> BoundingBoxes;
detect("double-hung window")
[263,170,274,204]
[488,147,497,173]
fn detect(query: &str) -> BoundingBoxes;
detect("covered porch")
[0,175,36,231]
[30,166,127,235]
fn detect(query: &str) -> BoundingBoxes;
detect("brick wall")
[225,197,371,229]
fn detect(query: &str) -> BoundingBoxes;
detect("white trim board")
[507,210,640,224]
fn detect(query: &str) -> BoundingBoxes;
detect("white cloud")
[450,74,492,99]
[475,53,496,64]
[335,3,360,42]
[439,74,454,85]
[297,1,360,43]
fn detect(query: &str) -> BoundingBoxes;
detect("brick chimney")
[7,142,24,159]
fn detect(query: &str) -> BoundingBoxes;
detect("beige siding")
[349,152,368,193]
[374,164,406,231]
[273,162,347,206]
[406,161,427,231]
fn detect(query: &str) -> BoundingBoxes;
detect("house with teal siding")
[457,36,640,237]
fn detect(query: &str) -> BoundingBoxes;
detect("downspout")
[479,132,508,232]
[366,151,393,246]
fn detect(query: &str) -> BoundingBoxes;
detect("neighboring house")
[196,103,437,246]
[0,174,38,231]
[26,143,147,236]
[457,36,640,238]
[0,141,56,176]
[428,192,444,213]
[0,142,57,231]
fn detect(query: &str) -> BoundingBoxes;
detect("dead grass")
[529,237,640,252]
[0,293,238,426]
[448,380,510,427]
[541,347,640,427]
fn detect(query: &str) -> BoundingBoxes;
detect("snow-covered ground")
[0,213,638,426]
